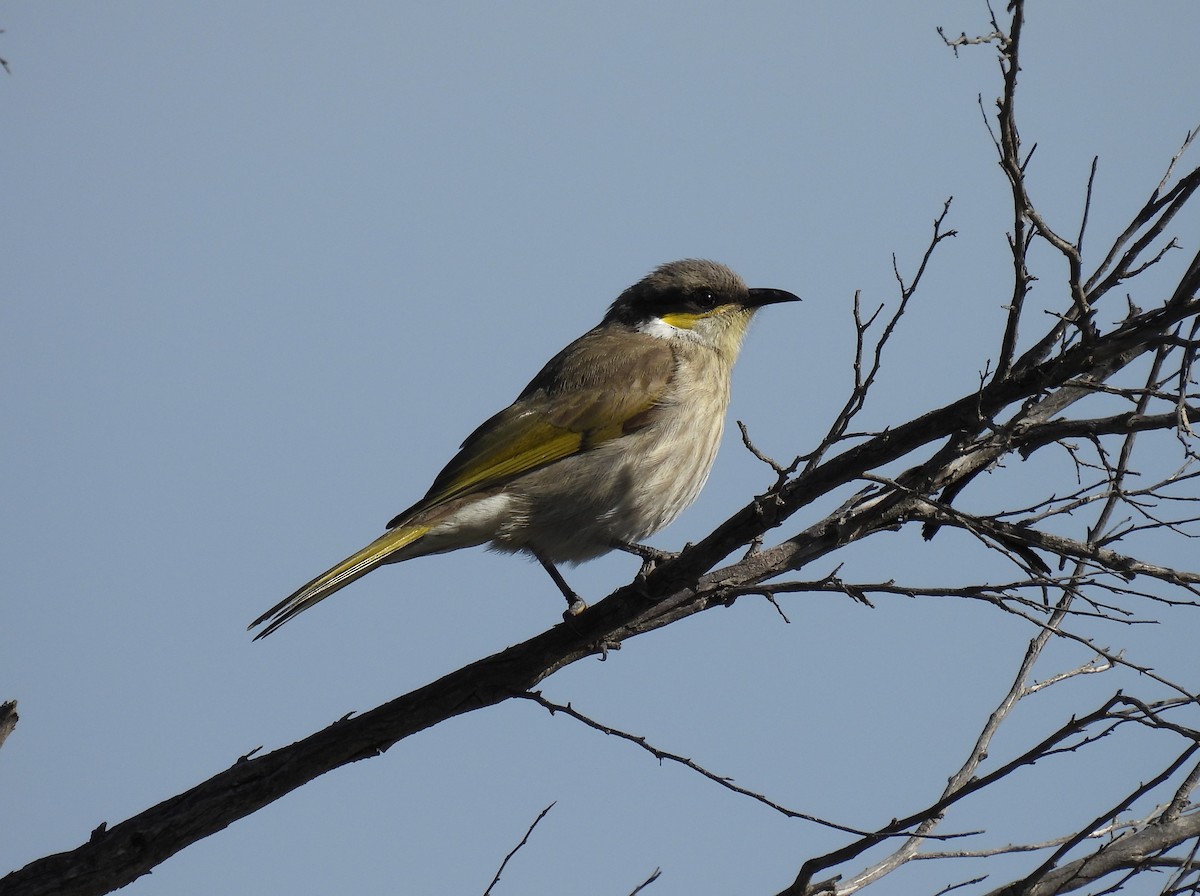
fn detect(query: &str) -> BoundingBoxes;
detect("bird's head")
[604,259,800,359]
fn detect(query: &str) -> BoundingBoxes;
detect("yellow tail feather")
[250,523,431,639]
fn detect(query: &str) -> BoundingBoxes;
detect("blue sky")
[4,4,1200,894]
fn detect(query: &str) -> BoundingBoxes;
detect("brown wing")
[387,326,675,528]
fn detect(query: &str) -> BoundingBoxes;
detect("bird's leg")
[532,551,588,617]
[611,540,678,577]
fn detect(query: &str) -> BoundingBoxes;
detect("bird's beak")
[746,287,802,308]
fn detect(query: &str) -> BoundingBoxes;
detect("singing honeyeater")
[250,259,799,638]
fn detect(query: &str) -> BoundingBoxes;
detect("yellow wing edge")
[250,522,432,639]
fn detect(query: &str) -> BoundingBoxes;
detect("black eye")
[692,289,718,310]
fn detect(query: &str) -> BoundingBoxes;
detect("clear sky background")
[4,4,1200,895]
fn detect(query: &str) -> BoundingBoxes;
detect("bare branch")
[986,747,1200,896]
[483,803,555,896]
[803,202,956,474]
[937,25,1005,56]
[0,700,17,753]
[779,693,1150,895]
[8,3,1200,896]
[516,691,881,838]
[738,419,799,484]
[1159,761,1200,825]
[628,867,663,895]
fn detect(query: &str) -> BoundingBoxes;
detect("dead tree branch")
[4,2,1200,895]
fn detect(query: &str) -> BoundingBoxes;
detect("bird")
[250,259,799,638]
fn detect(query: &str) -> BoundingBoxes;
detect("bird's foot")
[533,550,590,617]
[613,540,678,563]
[612,541,679,579]
[563,594,589,618]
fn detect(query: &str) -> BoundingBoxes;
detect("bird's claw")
[563,595,589,618]
[613,540,678,564]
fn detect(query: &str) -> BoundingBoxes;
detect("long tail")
[249,523,431,639]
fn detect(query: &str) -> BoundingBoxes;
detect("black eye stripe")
[612,286,730,324]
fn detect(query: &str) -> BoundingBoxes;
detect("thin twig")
[482,802,556,896]
[517,691,901,838]
[627,867,662,895]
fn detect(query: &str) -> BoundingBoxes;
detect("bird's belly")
[495,404,726,564]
